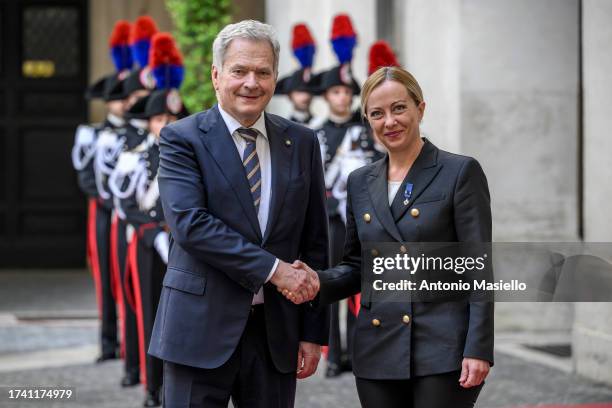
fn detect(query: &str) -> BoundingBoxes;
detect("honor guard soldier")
[274,23,322,128]
[328,41,399,223]
[313,14,384,378]
[110,32,187,407]
[93,19,145,388]
[71,19,140,365]
[72,74,121,364]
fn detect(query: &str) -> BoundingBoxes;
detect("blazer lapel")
[198,106,262,241]
[390,139,442,222]
[262,114,292,244]
[366,157,404,242]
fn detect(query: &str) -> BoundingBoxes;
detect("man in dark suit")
[148,20,329,408]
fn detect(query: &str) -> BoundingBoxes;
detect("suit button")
[363,213,371,223]
[371,249,379,257]
[150,210,157,217]
[372,319,381,327]
[402,315,411,324]
[400,245,407,253]
[285,139,292,146]
[410,208,420,218]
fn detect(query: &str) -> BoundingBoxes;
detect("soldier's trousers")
[89,199,118,357]
[127,228,165,393]
[327,215,357,370]
[112,216,140,378]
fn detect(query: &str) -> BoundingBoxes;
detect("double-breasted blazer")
[318,138,494,380]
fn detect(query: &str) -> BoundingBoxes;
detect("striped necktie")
[236,127,262,213]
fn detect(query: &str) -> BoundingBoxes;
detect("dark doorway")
[0,0,88,268]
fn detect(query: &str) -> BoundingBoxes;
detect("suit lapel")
[262,114,292,244]
[390,139,442,222]
[366,157,404,242]
[198,106,262,241]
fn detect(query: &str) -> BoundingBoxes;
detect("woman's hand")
[459,357,490,388]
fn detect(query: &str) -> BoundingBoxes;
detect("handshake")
[271,260,319,304]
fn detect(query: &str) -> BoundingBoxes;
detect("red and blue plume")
[149,33,184,89]
[331,14,357,65]
[368,40,400,75]
[130,16,158,68]
[292,24,315,69]
[109,20,133,72]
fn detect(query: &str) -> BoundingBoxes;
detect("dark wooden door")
[0,0,88,267]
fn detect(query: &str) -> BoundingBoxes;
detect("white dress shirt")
[218,105,279,304]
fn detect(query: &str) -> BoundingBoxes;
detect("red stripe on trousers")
[86,198,103,319]
[127,233,147,389]
[348,293,361,316]
[110,213,126,360]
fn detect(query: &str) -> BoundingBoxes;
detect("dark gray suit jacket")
[149,105,329,373]
[318,138,494,380]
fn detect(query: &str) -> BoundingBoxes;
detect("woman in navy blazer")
[292,66,494,407]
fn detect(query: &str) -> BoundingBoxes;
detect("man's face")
[289,90,313,112]
[212,38,276,127]
[149,113,177,138]
[324,85,353,117]
[106,100,125,117]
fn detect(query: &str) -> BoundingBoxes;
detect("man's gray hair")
[212,20,280,75]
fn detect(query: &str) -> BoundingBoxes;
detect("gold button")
[402,315,411,324]
[363,213,371,223]
[372,318,381,327]
[371,249,379,257]
[410,208,420,218]
[400,245,407,253]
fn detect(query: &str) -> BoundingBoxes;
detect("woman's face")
[149,113,177,138]
[365,80,425,154]
[324,85,353,116]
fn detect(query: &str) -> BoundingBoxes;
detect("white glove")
[154,231,169,264]
[125,224,135,242]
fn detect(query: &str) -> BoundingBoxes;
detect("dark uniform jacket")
[95,122,147,211]
[315,111,382,217]
[118,136,165,248]
[318,138,494,379]
[72,118,122,198]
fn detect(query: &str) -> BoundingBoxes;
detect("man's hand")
[459,357,490,388]
[278,260,320,304]
[296,341,321,379]
[271,260,318,303]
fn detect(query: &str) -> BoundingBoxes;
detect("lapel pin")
[403,182,414,206]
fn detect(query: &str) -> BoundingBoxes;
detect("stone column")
[573,0,612,386]
[400,0,580,331]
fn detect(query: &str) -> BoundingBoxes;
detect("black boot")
[120,369,140,387]
[325,362,343,378]
[143,389,161,407]
[95,348,118,363]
